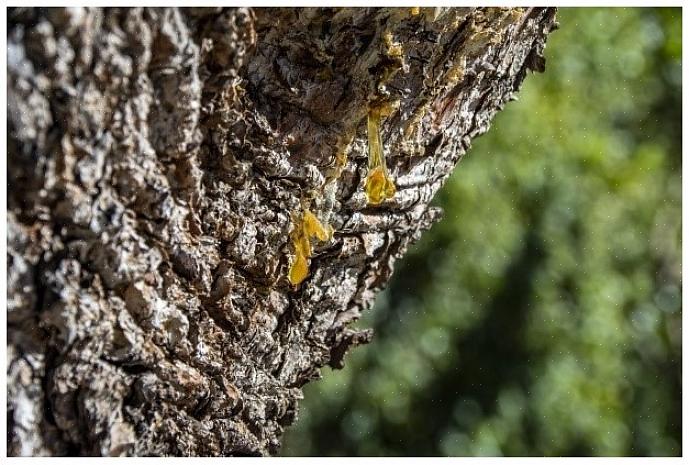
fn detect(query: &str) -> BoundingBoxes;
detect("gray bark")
[7,7,557,456]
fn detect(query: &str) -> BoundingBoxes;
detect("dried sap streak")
[288,209,333,286]
[365,106,396,205]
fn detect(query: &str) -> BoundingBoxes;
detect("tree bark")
[7,7,557,456]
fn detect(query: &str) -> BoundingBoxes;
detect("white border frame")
[1,1,684,462]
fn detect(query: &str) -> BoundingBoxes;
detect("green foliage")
[282,7,681,456]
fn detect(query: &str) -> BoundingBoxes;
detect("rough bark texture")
[7,7,557,456]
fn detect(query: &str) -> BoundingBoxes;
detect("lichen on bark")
[7,7,557,456]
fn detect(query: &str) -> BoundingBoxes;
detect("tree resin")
[365,106,396,205]
[288,209,332,285]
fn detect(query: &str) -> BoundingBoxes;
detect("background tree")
[7,7,556,456]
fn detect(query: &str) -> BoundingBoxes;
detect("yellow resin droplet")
[303,210,330,242]
[288,251,309,285]
[365,166,397,205]
[365,108,396,205]
[288,218,308,286]
[297,225,312,258]
[287,209,332,286]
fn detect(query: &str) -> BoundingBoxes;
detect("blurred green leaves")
[283,7,681,457]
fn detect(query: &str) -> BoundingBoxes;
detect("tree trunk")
[7,7,557,456]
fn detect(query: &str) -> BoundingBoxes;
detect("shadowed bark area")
[7,7,557,456]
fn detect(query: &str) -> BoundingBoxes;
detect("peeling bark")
[7,7,557,456]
